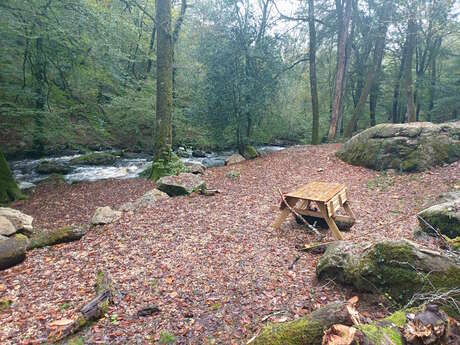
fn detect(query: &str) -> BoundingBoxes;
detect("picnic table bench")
[273,182,356,240]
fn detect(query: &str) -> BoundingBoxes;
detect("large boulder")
[225,153,245,165]
[0,207,33,235]
[119,189,169,211]
[418,199,460,239]
[70,152,117,166]
[91,206,121,225]
[0,216,16,236]
[27,226,87,250]
[0,234,28,270]
[337,121,460,172]
[157,173,206,196]
[35,160,71,174]
[316,240,460,306]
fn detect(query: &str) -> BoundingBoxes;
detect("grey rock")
[157,173,206,196]
[418,200,460,239]
[0,208,33,234]
[91,206,122,225]
[337,121,460,172]
[0,216,16,236]
[225,153,246,165]
[119,189,169,211]
[185,162,206,174]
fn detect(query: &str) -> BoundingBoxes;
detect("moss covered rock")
[157,173,206,196]
[141,153,188,181]
[336,121,460,172]
[418,200,460,239]
[70,152,117,166]
[36,160,71,174]
[316,240,460,306]
[242,145,259,160]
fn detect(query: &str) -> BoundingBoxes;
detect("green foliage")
[158,331,177,344]
[227,170,241,180]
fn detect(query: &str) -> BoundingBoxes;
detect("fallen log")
[50,270,116,342]
[249,302,354,345]
[27,226,88,250]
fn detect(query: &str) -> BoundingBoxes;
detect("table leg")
[343,201,356,220]
[318,203,344,240]
[273,208,291,229]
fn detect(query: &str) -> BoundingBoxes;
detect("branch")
[272,1,326,26]
[277,188,323,239]
[172,0,187,45]
[274,57,309,79]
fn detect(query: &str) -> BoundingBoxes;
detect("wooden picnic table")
[273,182,356,240]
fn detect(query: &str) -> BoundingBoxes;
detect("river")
[10,146,285,189]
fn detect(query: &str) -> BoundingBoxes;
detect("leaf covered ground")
[1,144,459,344]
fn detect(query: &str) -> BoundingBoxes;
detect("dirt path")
[1,144,458,344]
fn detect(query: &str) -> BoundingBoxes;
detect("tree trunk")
[369,82,377,127]
[328,0,352,140]
[0,150,23,204]
[344,1,392,137]
[428,53,436,122]
[391,47,406,123]
[309,0,320,145]
[251,302,353,345]
[146,26,156,74]
[403,8,417,123]
[150,0,173,180]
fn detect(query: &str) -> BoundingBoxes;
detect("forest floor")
[1,144,459,344]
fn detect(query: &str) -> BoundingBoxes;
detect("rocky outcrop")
[157,173,206,196]
[192,149,206,158]
[185,162,206,174]
[316,240,460,305]
[337,121,460,172]
[418,199,459,239]
[119,189,169,211]
[0,207,33,235]
[70,152,117,166]
[225,153,245,165]
[36,160,71,174]
[91,206,121,225]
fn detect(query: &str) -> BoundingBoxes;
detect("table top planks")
[285,182,346,202]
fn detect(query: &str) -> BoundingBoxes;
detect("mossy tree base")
[146,151,187,181]
[0,150,23,204]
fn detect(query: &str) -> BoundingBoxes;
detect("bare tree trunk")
[344,1,392,137]
[309,0,320,145]
[150,0,173,180]
[328,0,352,140]
[392,47,406,123]
[404,6,417,123]
[146,26,156,74]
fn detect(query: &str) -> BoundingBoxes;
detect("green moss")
[70,152,117,166]
[68,337,84,345]
[27,226,83,250]
[142,152,187,181]
[383,310,406,327]
[242,145,259,159]
[358,323,403,345]
[159,331,177,344]
[0,150,24,204]
[400,150,423,172]
[253,318,326,345]
[0,298,12,311]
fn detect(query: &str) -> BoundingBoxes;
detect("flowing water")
[10,146,285,188]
